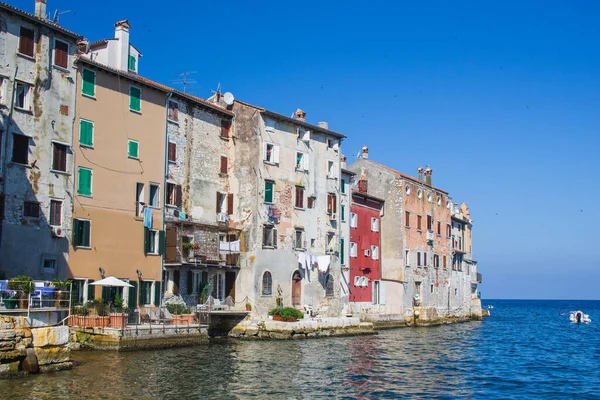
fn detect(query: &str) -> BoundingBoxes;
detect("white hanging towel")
[219,241,229,253]
[229,240,240,253]
[219,240,241,254]
[317,255,331,273]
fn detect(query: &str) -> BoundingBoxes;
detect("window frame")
[77,167,93,197]
[325,274,334,297]
[11,133,30,165]
[371,217,379,232]
[294,228,305,250]
[18,26,35,58]
[53,38,70,70]
[168,141,177,163]
[49,199,63,227]
[79,119,94,148]
[262,224,277,248]
[23,200,40,218]
[51,141,69,173]
[147,229,158,255]
[264,180,274,204]
[261,271,273,296]
[127,139,140,159]
[129,85,142,113]
[350,242,357,258]
[371,245,379,260]
[149,183,160,208]
[350,212,358,228]
[15,82,32,111]
[81,68,96,98]
[73,218,92,248]
[167,100,179,123]
[295,186,305,209]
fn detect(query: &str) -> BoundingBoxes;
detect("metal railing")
[0,280,72,319]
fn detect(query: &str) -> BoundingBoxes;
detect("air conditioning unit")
[51,226,65,238]
[217,213,229,223]
[426,230,435,241]
[330,213,337,220]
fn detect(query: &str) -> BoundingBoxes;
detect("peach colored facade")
[68,60,167,305]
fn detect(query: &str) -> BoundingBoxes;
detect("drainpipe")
[160,92,173,306]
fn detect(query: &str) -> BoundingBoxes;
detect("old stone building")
[0,1,81,280]
[162,91,237,306]
[348,147,481,324]
[339,158,355,313]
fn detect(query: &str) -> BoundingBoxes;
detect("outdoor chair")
[159,307,175,324]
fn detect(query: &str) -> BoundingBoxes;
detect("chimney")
[35,0,47,18]
[318,122,329,129]
[425,166,433,186]
[361,146,369,159]
[417,167,423,182]
[341,155,347,169]
[294,109,306,121]
[358,168,368,194]
[114,20,131,72]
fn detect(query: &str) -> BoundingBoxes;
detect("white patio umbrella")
[90,276,133,288]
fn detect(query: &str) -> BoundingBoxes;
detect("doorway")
[225,271,236,301]
[292,270,302,306]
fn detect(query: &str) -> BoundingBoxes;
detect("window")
[371,245,379,260]
[405,211,410,227]
[135,183,145,217]
[23,201,40,218]
[340,238,345,265]
[437,221,441,235]
[168,100,179,122]
[354,276,360,286]
[327,193,337,214]
[51,142,68,172]
[264,180,274,203]
[427,215,432,231]
[128,55,136,71]
[129,86,141,112]
[341,179,346,194]
[15,83,32,110]
[405,184,411,195]
[307,196,314,208]
[417,251,421,266]
[54,39,69,69]
[166,183,182,207]
[295,229,305,250]
[371,217,379,232]
[139,281,153,305]
[350,242,357,257]
[216,192,227,214]
[341,205,345,222]
[19,27,35,57]
[424,253,428,266]
[327,139,335,149]
[221,120,231,138]
[326,232,336,253]
[82,68,95,97]
[49,200,62,226]
[149,183,160,207]
[434,254,439,268]
[295,186,304,209]
[43,259,57,271]
[79,119,94,147]
[220,156,228,175]
[77,167,92,196]
[168,142,176,162]
[417,189,423,199]
[262,271,272,296]
[325,274,334,297]
[417,215,422,230]
[430,284,435,294]
[405,249,410,266]
[295,151,309,171]
[364,249,370,257]
[327,160,338,179]
[12,134,29,164]
[146,229,158,254]
[350,212,357,228]
[262,225,277,248]
[264,143,279,164]
[443,255,447,268]
[447,224,451,237]
[128,140,139,159]
[73,219,91,248]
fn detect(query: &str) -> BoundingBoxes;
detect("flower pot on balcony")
[173,314,195,325]
[109,313,128,329]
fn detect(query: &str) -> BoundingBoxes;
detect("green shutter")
[158,230,166,256]
[128,140,139,158]
[264,181,273,203]
[72,219,80,246]
[341,179,346,194]
[82,69,95,97]
[154,282,161,306]
[130,87,141,112]
[79,120,93,147]
[87,280,95,301]
[340,238,345,265]
[81,220,90,247]
[102,287,110,303]
[77,168,92,196]
[144,227,149,254]
[341,205,345,221]
[128,281,137,309]
[128,55,136,71]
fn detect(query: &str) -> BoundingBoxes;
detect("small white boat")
[570,311,591,323]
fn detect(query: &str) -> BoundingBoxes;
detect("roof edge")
[0,2,83,39]
[262,109,345,139]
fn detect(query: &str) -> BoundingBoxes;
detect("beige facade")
[68,58,167,307]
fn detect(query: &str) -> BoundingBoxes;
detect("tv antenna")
[52,9,71,23]
[170,71,197,93]
[210,82,222,96]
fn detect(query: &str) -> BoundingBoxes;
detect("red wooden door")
[292,271,302,306]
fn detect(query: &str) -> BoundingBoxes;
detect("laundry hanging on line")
[219,240,241,254]
[143,207,153,229]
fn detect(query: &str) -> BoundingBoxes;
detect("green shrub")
[52,279,72,291]
[8,275,34,293]
[268,307,304,320]
[166,303,191,315]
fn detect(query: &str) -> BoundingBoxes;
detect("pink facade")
[349,194,383,303]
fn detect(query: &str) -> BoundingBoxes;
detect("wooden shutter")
[72,219,80,246]
[417,215,422,230]
[340,238,345,265]
[273,146,280,164]
[264,181,273,203]
[128,55,136,71]
[158,230,166,256]
[130,87,141,111]
[168,142,176,162]
[273,228,277,248]
[175,185,183,207]
[220,156,228,174]
[87,280,95,301]
[128,281,137,309]
[55,40,68,68]
[221,120,231,138]
[341,205,345,221]
[19,27,34,57]
[128,141,139,158]
[143,227,149,254]
[52,143,67,171]
[154,282,161,306]
[295,187,303,208]
[307,196,313,209]
[227,193,234,215]
[216,192,220,213]
[332,194,337,214]
[80,120,93,146]
[327,194,332,214]
[77,168,91,196]
[341,179,346,194]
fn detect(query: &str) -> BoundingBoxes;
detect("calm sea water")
[3,300,600,399]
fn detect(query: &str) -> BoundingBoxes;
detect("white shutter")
[380,281,386,305]
[350,242,357,257]
[334,162,339,179]
[273,146,280,164]
[303,153,310,171]
[354,276,360,286]
[263,143,268,161]
[304,130,311,142]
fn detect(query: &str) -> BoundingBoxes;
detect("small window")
[427,215,432,231]
[54,39,69,69]
[340,238,345,265]
[417,215,422,231]
[77,167,92,196]
[427,192,432,203]
[19,26,35,57]
[11,134,29,164]
[166,183,182,207]
[430,284,435,294]
[23,201,40,218]
[262,225,277,248]
[326,232,336,253]
[294,229,305,250]
[354,276,360,286]
[73,219,91,248]
[350,242,357,257]
[296,152,304,170]
[149,183,160,207]
[168,142,177,163]
[43,259,57,271]
[447,224,452,237]
[405,211,410,227]
[51,142,68,172]
[325,274,334,297]
[168,100,179,122]
[128,55,136,72]
[129,86,141,112]
[443,255,447,268]
[139,281,153,305]
[49,200,62,226]
[371,245,379,260]
[437,221,441,235]
[405,249,410,266]
[405,185,411,195]
[264,143,279,164]
[341,179,346,194]
[417,252,421,266]
[295,186,304,209]
[327,193,337,214]
[307,196,315,209]
[437,196,442,206]
[216,192,229,214]
[350,212,358,228]
[424,253,428,266]
[221,120,231,138]
[264,180,274,203]
[262,271,272,296]
[371,217,379,232]
[128,140,139,159]
[341,205,346,222]
[82,68,96,97]
[327,160,337,178]
[79,119,94,147]
[15,83,32,111]
[0,77,6,105]
[220,155,228,175]
[135,183,145,217]
[327,139,335,149]
[146,229,158,254]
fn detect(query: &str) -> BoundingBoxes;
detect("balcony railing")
[0,280,72,317]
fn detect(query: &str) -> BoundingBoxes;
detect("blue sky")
[16,0,600,299]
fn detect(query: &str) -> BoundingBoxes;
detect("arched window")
[325,274,334,297]
[262,271,272,296]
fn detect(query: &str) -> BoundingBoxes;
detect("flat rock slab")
[32,326,69,347]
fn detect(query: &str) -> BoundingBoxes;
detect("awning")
[90,276,133,288]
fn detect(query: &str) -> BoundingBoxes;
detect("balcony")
[426,230,434,242]
[472,272,482,284]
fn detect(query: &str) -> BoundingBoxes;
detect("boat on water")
[570,311,591,323]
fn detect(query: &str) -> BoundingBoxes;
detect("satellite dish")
[223,92,235,105]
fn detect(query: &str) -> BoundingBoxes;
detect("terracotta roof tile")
[0,2,82,39]
[367,160,449,195]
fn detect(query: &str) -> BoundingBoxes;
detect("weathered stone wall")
[0,316,71,378]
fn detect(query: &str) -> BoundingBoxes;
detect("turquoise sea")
[3,300,600,399]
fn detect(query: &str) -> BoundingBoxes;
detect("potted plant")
[199,284,209,305]
[246,302,252,311]
[182,242,194,259]
[3,291,18,310]
[275,297,283,307]
[268,307,304,322]
[8,275,34,309]
[52,279,72,308]
[167,303,195,324]
[109,294,128,329]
